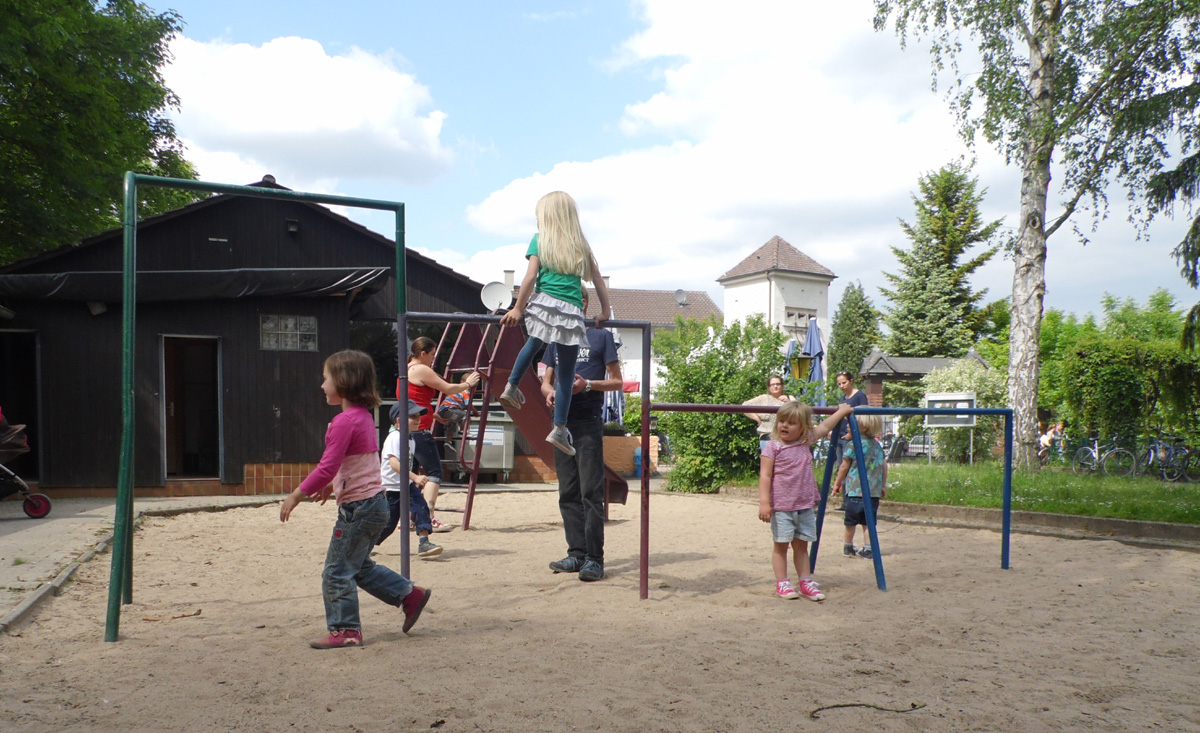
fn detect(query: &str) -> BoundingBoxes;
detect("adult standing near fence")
[407,336,481,531]
[743,376,795,452]
[833,372,870,456]
[540,290,622,582]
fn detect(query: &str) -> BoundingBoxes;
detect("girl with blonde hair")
[499,191,611,456]
[758,400,854,601]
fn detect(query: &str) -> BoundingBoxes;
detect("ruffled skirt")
[525,291,588,347]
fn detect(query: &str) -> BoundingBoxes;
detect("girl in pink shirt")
[757,400,854,601]
[280,350,431,649]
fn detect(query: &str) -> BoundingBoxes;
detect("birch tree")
[873,1,1200,467]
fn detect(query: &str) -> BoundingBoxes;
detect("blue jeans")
[554,412,605,562]
[376,483,432,545]
[322,492,414,631]
[411,430,443,482]
[510,339,578,426]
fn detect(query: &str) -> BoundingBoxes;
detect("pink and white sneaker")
[430,516,453,533]
[797,578,825,601]
[775,579,800,599]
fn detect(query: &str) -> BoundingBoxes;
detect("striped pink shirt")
[297,405,383,505]
[762,438,818,511]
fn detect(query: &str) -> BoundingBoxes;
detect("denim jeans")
[376,482,432,545]
[510,338,578,426]
[322,492,414,631]
[411,430,443,482]
[554,412,604,562]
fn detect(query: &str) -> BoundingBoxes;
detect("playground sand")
[1,490,1197,731]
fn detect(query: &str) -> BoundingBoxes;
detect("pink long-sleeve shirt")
[297,405,383,505]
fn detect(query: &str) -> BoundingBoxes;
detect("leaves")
[0,0,199,263]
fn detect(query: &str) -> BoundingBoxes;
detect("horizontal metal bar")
[651,403,1012,417]
[131,174,402,212]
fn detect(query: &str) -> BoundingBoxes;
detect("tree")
[874,1,1200,469]
[0,0,198,263]
[880,235,974,358]
[902,163,1002,337]
[1147,152,1200,350]
[826,281,882,388]
[655,314,791,493]
[880,164,998,357]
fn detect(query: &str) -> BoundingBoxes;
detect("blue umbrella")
[802,317,826,406]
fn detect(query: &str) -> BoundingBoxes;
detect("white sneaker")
[546,426,576,456]
[430,516,453,533]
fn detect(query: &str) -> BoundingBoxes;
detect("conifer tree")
[826,281,881,384]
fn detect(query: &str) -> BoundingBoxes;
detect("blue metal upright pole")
[1002,410,1013,570]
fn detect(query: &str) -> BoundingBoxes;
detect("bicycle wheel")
[1162,452,1186,483]
[1102,448,1135,477]
[1072,447,1097,474]
[1184,451,1200,483]
[1132,449,1151,477]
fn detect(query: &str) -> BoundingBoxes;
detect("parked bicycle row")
[1063,433,1200,482]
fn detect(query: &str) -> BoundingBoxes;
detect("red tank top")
[407,379,438,431]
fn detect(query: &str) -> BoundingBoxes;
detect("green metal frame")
[106,172,406,642]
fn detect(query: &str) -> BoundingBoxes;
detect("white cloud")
[164,36,453,188]
[462,0,1194,319]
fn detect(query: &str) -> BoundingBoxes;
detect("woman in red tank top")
[406,337,481,530]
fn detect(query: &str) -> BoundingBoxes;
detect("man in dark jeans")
[539,291,622,582]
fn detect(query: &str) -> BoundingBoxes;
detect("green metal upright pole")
[105,172,140,641]
[395,204,410,579]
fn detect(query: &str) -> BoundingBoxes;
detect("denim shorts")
[411,430,443,482]
[770,507,817,544]
[843,496,880,527]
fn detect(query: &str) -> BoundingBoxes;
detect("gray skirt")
[525,291,588,347]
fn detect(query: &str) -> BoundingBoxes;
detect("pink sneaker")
[309,629,363,649]
[797,578,825,601]
[775,579,799,599]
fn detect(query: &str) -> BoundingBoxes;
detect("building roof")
[717,235,836,282]
[589,287,722,325]
[859,347,989,377]
[505,285,722,325]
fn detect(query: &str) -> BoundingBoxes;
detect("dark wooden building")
[0,179,485,495]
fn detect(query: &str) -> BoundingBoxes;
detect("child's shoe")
[309,628,363,649]
[498,383,525,411]
[547,426,576,456]
[418,538,443,558]
[430,516,453,533]
[775,579,800,599]
[401,586,431,633]
[855,546,874,559]
[797,578,825,601]
[843,543,858,557]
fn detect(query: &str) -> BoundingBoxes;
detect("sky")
[150,0,1197,323]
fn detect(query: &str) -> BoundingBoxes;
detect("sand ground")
[2,489,1198,732]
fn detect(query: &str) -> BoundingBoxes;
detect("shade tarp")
[0,267,390,302]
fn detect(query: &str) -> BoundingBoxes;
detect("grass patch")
[887,462,1200,524]
[723,460,1200,524]
[12,557,26,566]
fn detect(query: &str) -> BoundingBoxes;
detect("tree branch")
[1046,125,1118,237]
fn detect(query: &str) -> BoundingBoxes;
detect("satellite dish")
[481,281,513,312]
[674,289,688,306]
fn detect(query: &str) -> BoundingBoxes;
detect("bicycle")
[1072,437,1131,475]
[1132,432,1188,482]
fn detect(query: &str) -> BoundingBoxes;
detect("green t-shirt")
[526,234,583,308]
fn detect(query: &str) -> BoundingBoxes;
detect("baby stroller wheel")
[23,493,51,519]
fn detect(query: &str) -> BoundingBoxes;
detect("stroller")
[0,419,51,518]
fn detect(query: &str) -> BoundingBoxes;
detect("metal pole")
[849,419,886,591]
[639,324,651,600]
[1002,411,1013,570]
[105,172,140,642]
[394,205,410,579]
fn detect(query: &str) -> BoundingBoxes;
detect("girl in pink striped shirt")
[280,350,431,648]
[757,400,854,601]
